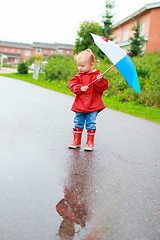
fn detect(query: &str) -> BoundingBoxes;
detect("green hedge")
[44,53,160,109]
[44,54,77,81]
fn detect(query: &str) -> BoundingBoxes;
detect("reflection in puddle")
[56,149,95,239]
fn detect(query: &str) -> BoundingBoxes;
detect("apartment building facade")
[0,41,74,65]
[111,2,160,53]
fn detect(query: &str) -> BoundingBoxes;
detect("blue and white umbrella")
[89,33,141,94]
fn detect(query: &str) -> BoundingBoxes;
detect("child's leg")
[68,112,85,149]
[84,111,98,151]
[74,112,85,130]
[85,111,98,130]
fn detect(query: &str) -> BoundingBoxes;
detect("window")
[112,35,116,42]
[140,22,145,36]
[11,49,14,52]
[35,48,41,54]
[51,50,53,54]
[124,29,128,41]
[15,58,19,63]
[17,49,21,53]
[24,50,31,56]
[4,48,7,51]
[56,49,63,54]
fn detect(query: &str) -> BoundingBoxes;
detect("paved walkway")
[0,76,160,240]
[0,67,18,73]
[0,67,33,74]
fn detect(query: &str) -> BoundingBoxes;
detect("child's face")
[77,57,93,74]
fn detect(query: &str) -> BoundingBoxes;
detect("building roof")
[113,2,160,28]
[33,42,74,50]
[0,41,74,50]
[0,52,21,58]
[0,41,33,49]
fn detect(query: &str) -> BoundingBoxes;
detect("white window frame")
[56,49,63,54]
[140,22,145,36]
[24,50,31,56]
[35,48,41,54]
[124,29,128,41]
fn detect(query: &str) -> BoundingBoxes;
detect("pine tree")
[129,21,145,57]
[101,0,115,39]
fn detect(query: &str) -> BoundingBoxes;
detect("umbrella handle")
[102,64,115,75]
[87,64,115,87]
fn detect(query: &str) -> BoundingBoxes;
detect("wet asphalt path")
[0,76,160,240]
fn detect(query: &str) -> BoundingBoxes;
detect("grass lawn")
[1,72,160,124]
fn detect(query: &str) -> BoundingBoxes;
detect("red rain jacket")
[69,70,108,113]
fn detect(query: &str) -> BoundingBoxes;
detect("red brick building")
[0,41,74,65]
[111,2,160,53]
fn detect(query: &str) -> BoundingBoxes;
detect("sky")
[0,0,159,45]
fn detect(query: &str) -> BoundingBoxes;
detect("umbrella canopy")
[90,33,141,94]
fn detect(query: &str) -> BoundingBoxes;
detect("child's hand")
[81,86,89,92]
[97,74,103,82]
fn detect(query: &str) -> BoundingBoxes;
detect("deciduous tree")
[74,21,102,55]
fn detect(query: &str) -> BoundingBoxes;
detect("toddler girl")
[68,49,108,151]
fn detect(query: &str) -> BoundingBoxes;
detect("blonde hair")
[75,49,100,65]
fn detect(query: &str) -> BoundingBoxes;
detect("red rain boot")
[84,130,96,151]
[68,128,83,149]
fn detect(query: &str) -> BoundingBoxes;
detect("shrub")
[43,52,160,109]
[102,53,160,108]
[47,53,71,61]
[44,55,77,81]
[2,63,12,68]
[27,55,44,66]
[17,61,28,74]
